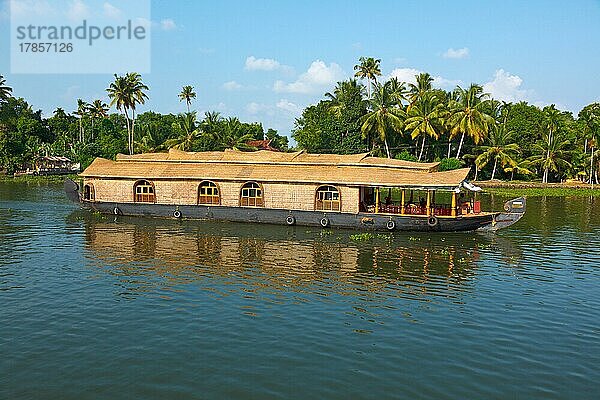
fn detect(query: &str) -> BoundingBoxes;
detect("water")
[1,181,599,399]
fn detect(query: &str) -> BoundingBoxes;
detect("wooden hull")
[80,201,497,232]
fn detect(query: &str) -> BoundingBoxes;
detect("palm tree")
[0,75,13,101]
[404,91,447,161]
[578,103,600,154]
[107,73,149,155]
[504,160,534,181]
[324,79,366,119]
[448,84,493,159]
[88,99,109,141]
[164,112,201,151]
[178,85,196,112]
[353,57,382,99]
[209,117,256,151]
[360,81,406,158]
[74,99,89,143]
[407,73,433,105]
[387,77,408,106]
[474,125,520,180]
[529,133,572,183]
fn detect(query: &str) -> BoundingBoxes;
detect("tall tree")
[448,84,493,158]
[404,91,447,161]
[475,125,520,180]
[360,81,406,158]
[107,73,149,155]
[0,75,13,102]
[74,99,89,144]
[88,99,109,141]
[353,57,382,99]
[408,73,434,105]
[178,85,196,112]
[529,132,572,183]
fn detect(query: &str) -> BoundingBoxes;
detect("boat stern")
[64,178,81,203]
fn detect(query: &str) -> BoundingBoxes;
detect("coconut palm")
[73,99,89,143]
[211,117,257,151]
[0,75,13,101]
[387,77,408,106]
[448,84,493,159]
[107,73,149,155]
[360,81,406,158]
[578,103,600,154]
[529,133,572,183]
[353,57,382,99]
[178,85,196,112]
[474,125,520,180]
[324,79,366,119]
[504,160,534,181]
[404,91,447,161]
[407,73,434,105]
[88,99,109,141]
[164,112,201,151]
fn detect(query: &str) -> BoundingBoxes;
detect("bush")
[394,150,418,162]
[439,158,464,171]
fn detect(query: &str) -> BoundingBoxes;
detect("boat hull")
[81,201,497,232]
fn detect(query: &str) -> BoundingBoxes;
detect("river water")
[1,181,599,399]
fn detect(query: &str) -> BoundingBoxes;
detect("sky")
[1,0,600,141]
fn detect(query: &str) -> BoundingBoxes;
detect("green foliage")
[394,150,418,162]
[438,158,464,171]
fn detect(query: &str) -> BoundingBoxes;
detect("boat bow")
[478,197,526,231]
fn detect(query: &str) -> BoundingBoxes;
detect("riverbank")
[0,174,79,184]
[476,180,600,197]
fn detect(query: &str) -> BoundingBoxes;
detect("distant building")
[15,156,80,176]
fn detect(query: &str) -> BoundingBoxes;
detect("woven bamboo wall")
[84,178,360,214]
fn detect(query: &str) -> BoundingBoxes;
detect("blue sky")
[1,0,600,140]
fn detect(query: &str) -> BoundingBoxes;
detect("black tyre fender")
[173,210,182,218]
[286,215,296,225]
[427,216,438,227]
[320,217,330,228]
[386,220,396,231]
[113,206,121,215]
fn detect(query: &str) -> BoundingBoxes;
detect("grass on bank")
[0,174,80,184]
[484,187,600,197]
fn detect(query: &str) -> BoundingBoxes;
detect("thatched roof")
[116,149,440,171]
[82,150,469,189]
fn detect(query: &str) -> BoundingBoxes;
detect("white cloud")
[66,0,89,21]
[245,56,281,71]
[443,47,469,59]
[246,102,268,115]
[222,81,243,91]
[160,18,177,31]
[388,67,461,89]
[276,99,300,113]
[103,2,121,19]
[274,60,345,94]
[483,69,529,102]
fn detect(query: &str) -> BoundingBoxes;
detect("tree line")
[294,57,600,183]
[0,73,288,174]
[1,61,599,183]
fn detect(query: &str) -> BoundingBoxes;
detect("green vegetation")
[0,74,289,175]
[1,60,599,186]
[484,187,600,197]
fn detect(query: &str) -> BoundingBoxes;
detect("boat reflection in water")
[81,213,522,302]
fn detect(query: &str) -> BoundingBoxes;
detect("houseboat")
[65,149,526,232]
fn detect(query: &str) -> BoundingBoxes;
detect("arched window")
[133,180,156,203]
[315,185,341,211]
[83,183,95,201]
[198,181,220,205]
[240,182,263,207]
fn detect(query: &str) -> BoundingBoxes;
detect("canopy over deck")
[82,150,470,190]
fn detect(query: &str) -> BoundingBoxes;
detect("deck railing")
[365,201,481,216]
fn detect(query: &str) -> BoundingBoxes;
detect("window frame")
[133,180,156,203]
[239,181,264,207]
[198,180,221,205]
[83,183,95,202]
[315,185,341,212]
